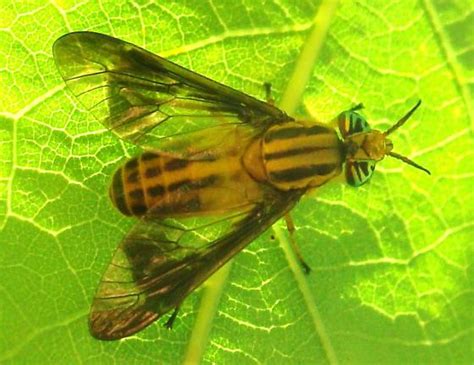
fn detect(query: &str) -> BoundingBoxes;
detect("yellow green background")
[1,0,472,364]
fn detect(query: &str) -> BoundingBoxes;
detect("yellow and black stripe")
[110,151,216,217]
[110,121,352,216]
[262,123,344,190]
[109,136,266,218]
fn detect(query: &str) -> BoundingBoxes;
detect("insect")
[53,31,430,340]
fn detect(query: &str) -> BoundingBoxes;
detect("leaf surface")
[0,1,472,364]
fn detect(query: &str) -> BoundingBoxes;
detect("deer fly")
[53,31,430,340]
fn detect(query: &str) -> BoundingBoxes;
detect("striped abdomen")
[110,147,264,217]
[261,122,344,190]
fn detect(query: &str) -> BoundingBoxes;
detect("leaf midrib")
[181,1,340,363]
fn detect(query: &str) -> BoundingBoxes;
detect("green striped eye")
[345,160,376,187]
[337,108,376,187]
[338,110,371,137]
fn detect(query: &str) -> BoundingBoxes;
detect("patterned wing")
[89,189,303,340]
[53,32,291,149]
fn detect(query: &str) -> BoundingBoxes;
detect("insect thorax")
[245,122,344,191]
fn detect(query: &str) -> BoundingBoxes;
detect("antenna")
[384,100,422,136]
[383,100,431,175]
[388,151,431,175]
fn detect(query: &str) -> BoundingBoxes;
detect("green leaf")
[1,0,472,364]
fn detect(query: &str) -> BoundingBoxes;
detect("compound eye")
[345,160,376,187]
[338,111,371,137]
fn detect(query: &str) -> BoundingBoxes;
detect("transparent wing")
[53,31,291,149]
[89,189,302,340]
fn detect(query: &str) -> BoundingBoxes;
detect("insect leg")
[348,103,364,112]
[284,214,311,274]
[263,82,275,105]
[164,306,180,329]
